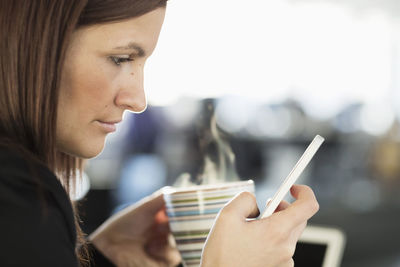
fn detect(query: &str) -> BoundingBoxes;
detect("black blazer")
[0,146,114,266]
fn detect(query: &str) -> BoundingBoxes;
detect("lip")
[96,120,121,133]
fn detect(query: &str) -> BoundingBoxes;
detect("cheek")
[57,60,117,157]
[71,64,115,109]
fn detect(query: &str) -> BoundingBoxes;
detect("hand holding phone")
[260,135,324,219]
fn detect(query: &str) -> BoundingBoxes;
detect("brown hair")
[0,0,167,265]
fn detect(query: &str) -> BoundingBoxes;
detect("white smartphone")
[260,135,324,219]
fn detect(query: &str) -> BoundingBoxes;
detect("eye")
[109,56,134,66]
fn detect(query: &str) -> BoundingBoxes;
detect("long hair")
[0,0,167,265]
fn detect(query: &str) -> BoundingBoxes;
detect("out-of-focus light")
[360,102,395,136]
[163,97,201,129]
[117,155,166,207]
[298,94,352,121]
[215,96,255,134]
[247,105,292,138]
[342,179,381,213]
[332,103,362,134]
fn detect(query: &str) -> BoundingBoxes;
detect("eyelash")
[109,56,134,66]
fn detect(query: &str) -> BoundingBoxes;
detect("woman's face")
[57,8,165,158]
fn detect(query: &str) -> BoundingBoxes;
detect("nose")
[114,71,147,113]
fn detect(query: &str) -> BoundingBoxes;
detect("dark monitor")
[293,226,346,267]
[294,242,328,266]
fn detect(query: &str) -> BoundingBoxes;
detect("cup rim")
[162,179,254,195]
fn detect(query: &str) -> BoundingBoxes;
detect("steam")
[174,104,240,187]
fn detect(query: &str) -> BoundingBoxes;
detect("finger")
[291,221,307,242]
[146,234,181,265]
[276,185,319,227]
[285,221,307,247]
[139,193,166,215]
[147,243,182,266]
[222,191,260,219]
[154,208,169,224]
[154,221,170,235]
[140,257,167,267]
[265,199,289,213]
[111,192,166,222]
[120,247,167,267]
[274,200,290,213]
[277,258,294,267]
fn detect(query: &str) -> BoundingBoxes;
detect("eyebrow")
[113,42,146,57]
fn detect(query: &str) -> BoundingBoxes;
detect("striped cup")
[163,180,255,267]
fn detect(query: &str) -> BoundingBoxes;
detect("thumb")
[135,193,167,219]
[222,191,260,219]
[114,190,166,220]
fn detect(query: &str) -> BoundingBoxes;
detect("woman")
[0,0,319,266]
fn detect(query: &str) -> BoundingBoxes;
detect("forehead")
[70,8,166,54]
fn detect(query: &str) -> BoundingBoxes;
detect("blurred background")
[78,0,400,266]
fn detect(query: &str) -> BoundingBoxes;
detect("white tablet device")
[294,225,346,267]
[261,135,324,218]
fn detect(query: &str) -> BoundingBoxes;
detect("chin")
[59,142,105,159]
[79,144,105,159]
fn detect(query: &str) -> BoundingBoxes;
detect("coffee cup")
[163,180,255,267]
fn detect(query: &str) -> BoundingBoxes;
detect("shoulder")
[0,146,78,266]
[0,146,71,214]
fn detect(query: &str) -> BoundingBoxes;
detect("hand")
[200,184,319,267]
[89,189,181,267]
